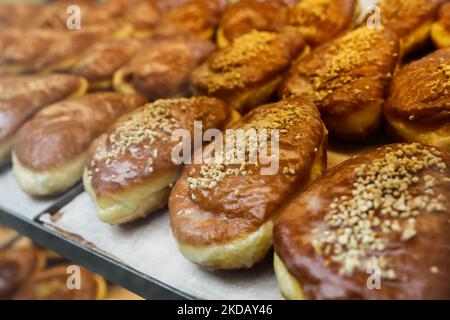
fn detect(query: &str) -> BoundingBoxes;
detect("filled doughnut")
[274,143,450,300]
[12,92,146,197]
[216,0,288,48]
[431,2,450,48]
[280,27,400,141]
[72,39,143,90]
[373,0,445,56]
[169,97,327,270]
[286,0,359,47]
[14,264,107,300]
[84,97,238,225]
[114,37,215,100]
[0,74,88,167]
[384,48,450,151]
[191,29,308,113]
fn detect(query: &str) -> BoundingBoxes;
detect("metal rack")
[0,187,193,300]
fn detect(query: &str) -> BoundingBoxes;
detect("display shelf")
[0,199,192,300]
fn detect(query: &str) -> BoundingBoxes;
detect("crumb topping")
[308,28,383,102]
[88,100,181,177]
[312,144,447,279]
[288,0,330,36]
[203,31,278,93]
[187,103,312,194]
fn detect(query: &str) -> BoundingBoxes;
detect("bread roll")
[72,39,143,90]
[84,97,238,225]
[280,27,400,141]
[374,0,445,56]
[0,74,88,166]
[114,37,215,100]
[431,2,450,48]
[286,0,359,47]
[192,29,308,113]
[216,0,288,48]
[385,48,450,151]
[169,97,327,270]
[14,264,106,300]
[12,93,146,197]
[274,143,450,299]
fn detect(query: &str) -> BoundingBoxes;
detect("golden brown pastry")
[72,39,143,90]
[384,48,450,152]
[432,2,450,48]
[374,0,445,56]
[12,93,147,197]
[152,0,226,40]
[216,0,288,48]
[191,29,308,113]
[169,97,327,270]
[0,4,46,29]
[286,0,359,47]
[0,74,88,167]
[0,247,45,299]
[84,97,238,224]
[280,27,400,141]
[14,264,106,300]
[274,143,450,300]
[114,37,215,100]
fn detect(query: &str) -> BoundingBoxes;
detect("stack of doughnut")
[0,0,449,300]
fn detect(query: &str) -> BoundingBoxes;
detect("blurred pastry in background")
[192,29,307,113]
[0,246,46,299]
[216,0,288,48]
[84,97,237,224]
[0,226,17,248]
[114,37,214,100]
[12,93,147,197]
[280,27,400,141]
[286,0,359,47]
[14,264,107,300]
[0,74,88,167]
[385,48,450,152]
[169,97,327,270]
[372,0,445,56]
[274,143,450,300]
[431,2,450,48]
[72,39,143,90]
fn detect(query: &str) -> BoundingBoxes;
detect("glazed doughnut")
[274,143,450,300]
[0,247,45,299]
[216,0,288,48]
[280,27,400,141]
[169,97,327,270]
[14,264,107,300]
[431,2,450,48]
[384,48,450,152]
[373,0,445,56]
[114,37,215,100]
[152,0,226,40]
[286,0,359,47]
[72,39,143,90]
[0,74,88,167]
[12,93,146,197]
[191,29,308,113]
[84,97,238,225]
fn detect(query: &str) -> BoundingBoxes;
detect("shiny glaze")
[0,74,85,142]
[437,2,450,31]
[280,27,399,117]
[119,37,215,99]
[72,39,143,82]
[169,97,326,246]
[13,93,147,171]
[385,48,450,126]
[86,97,231,198]
[274,144,450,300]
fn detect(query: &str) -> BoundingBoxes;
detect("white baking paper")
[0,167,62,220]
